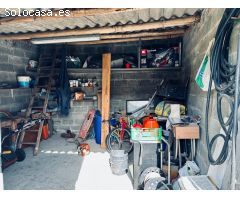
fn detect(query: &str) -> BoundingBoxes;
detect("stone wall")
[0,41,39,113]
[182,8,240,189]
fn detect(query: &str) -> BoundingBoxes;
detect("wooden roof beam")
[0,15,200,40]
[100,29,185,40]
[69,34,183,45]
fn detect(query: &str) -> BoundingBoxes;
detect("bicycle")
[105,113,133,154]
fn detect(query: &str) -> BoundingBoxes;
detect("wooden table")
[171,124,199,167]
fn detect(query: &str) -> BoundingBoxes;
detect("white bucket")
[110,150,128,175]
[17,76,31,88]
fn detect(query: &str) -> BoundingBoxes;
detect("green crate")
[130,127,162,141]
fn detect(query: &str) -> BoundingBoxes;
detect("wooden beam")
[0,8,134,25]
[101,53,111,148]
[100,29,185,40]
[70,34,183,45]
[97,90,102,112]
[0,16,199,40]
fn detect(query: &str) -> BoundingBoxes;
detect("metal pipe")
[160,143,163,170]
[231,34,240,190]
[0,120,4,190]
[178,141,182,168]
[174,139,178,159]
[193,139,196,160]
[162,137,170,184]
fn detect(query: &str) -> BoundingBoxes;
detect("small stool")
[172,124,199,168]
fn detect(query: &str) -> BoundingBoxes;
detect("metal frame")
[132,136,171,185]
[0,120,4,190]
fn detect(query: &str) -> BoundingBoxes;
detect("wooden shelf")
[70,86,96,89]
[0,87,32,90]
[67,67,182,73]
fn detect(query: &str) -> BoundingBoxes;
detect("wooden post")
[101,53,111,148]
[97,90,102,112]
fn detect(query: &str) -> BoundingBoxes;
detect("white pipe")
[231,34,240,190]
[31,35,100,44]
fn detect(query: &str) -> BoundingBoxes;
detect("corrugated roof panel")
[0,8,202,35]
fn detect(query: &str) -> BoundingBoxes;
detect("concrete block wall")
[68,68,181,112]
[110,69,181,112]
[52,101,97,134]
[50,40,182,134]
[0,88,32,113]
[0,40,39,113]
[182,8,240,188]
[54,68,180,134]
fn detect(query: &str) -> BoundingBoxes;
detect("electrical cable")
[205,8,240,165]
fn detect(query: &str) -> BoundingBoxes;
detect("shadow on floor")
[3,135,83,190]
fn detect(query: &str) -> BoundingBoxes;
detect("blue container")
[18,82,30,88]
[94,111,102,144]
[17,76,31,88]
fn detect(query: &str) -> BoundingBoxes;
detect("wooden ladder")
[18,49,58,156]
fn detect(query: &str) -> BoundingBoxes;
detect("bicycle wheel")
[107,128,133,153]
[106,131,120,152]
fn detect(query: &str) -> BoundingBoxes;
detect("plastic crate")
[130,127,162,141]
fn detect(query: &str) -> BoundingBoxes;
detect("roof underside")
[0,8,202,35]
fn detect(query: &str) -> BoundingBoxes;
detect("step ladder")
[18,49,58,156]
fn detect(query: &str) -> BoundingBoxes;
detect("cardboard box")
[172,124,199,139]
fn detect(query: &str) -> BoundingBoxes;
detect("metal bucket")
[110,150,128,175]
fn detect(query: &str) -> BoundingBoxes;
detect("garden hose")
[205,8,240,166]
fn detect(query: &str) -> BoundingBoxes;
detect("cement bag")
[195,39,215,91]
[155,101,185,117]
[179,161,200,177]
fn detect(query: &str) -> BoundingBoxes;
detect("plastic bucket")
[17,76,31,88]
[110,150,128,175]
[94,111,101,144]
[41,124,49,140]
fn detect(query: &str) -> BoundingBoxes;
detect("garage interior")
[0,8,240,190]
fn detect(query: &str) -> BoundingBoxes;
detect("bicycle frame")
[119,117,128,141]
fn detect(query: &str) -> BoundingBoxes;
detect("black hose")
[205,8,240,165]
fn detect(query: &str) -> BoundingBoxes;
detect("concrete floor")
[3,134,133,190]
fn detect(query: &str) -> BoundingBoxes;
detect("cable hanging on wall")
[205,8,240,189]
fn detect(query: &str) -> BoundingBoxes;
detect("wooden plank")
[0,9,133,25]
[100,29,185,40]
[70,34,183,45]
[0,117,24,130]
[97,90,102,112]
[0,16,199,40]
[101,53,111,148]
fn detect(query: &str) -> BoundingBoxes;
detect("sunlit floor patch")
[75,152,133,190]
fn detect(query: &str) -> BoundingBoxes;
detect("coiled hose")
[205,8,240,165]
